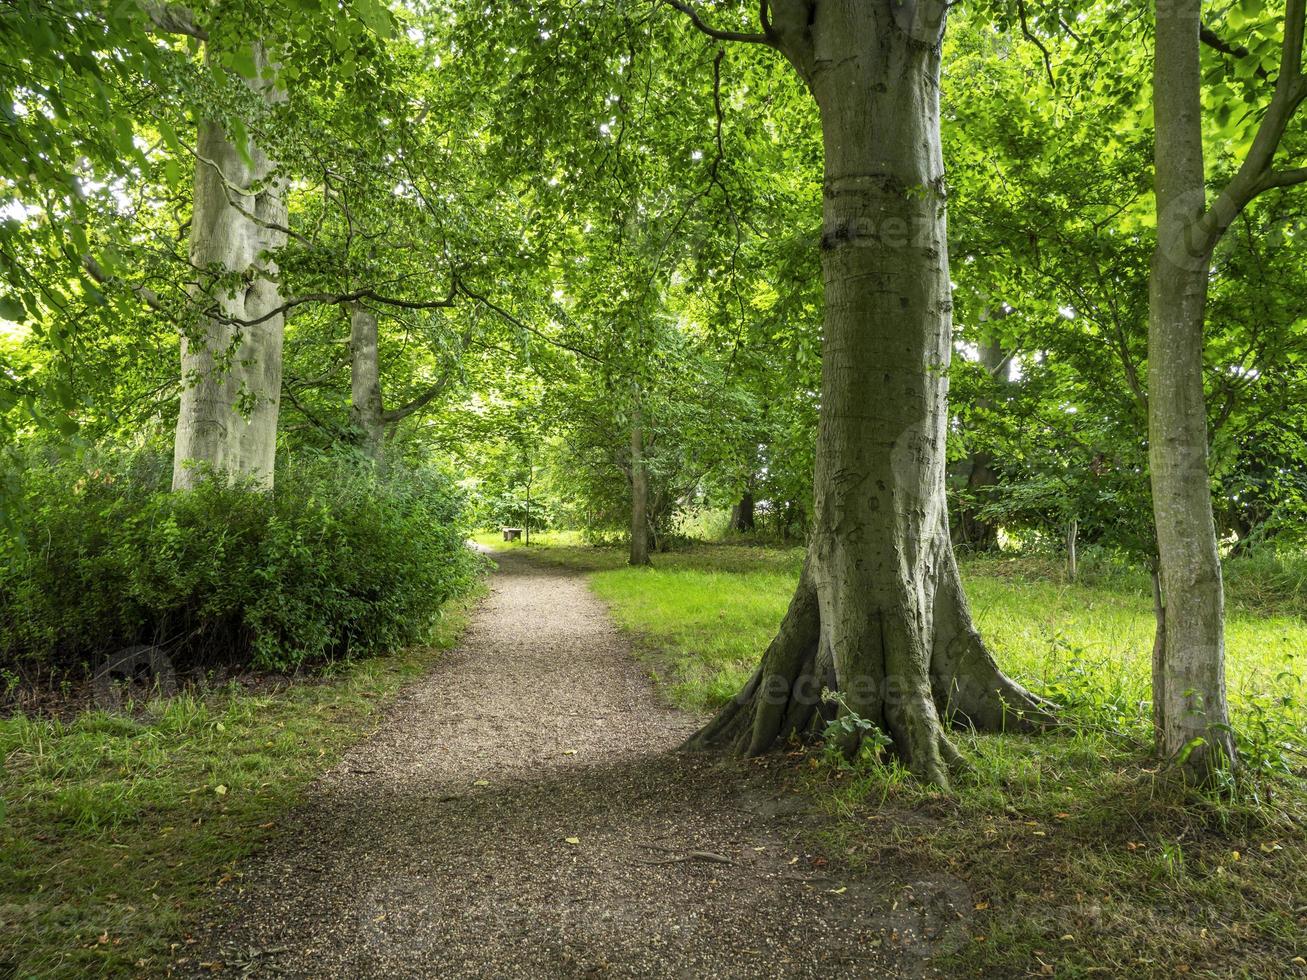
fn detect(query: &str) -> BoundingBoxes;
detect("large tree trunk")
[688,0,1048,786]
[730,489,756,532]
[349,303,386,462]
[629,398,650,566]
[173,43,286,491]
[1148,0,1235,778]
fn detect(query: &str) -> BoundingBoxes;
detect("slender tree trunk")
[688,0,1049,786]
[349,303,386,462]
[953,337,1005,550]
[629,398,650,566]
[1066,516,1078,582]
[173,43,286,490]
[1149,0,1236,778]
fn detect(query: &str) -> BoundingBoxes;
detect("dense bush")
[0,447,477,676]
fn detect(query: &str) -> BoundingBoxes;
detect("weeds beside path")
[517,539,1307,978]
[0,594,480,978]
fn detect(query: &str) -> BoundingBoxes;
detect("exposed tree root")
[684,546,1057,788]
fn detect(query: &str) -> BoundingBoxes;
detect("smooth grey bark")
[629,397,650,567]
[684,0,1048,786]
[1148,0,1306,780]
[345,303,463,465]
[349,303,386,461]
[173,42,287,491]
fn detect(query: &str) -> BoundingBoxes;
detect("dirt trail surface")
[186,550,966,978]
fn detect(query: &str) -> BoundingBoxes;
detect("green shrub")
[0,446,477,676]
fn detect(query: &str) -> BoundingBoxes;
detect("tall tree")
[170,27,287,490]
[672,0,1048,786]
[1149,0,1307,780]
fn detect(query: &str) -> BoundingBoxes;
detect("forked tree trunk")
[349,303,386,462]
[686,0,1048,785]
[173,42,287,490]
[629,399,650,566]
[1149,0,1235,776]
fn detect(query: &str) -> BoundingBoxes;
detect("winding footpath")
[186,549,964,978]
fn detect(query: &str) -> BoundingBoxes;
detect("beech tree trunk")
[687,0,1048,786]
[730,489,756,532]
[349,303,386,461]
[629,399,650,566]
[173,42,286,491]
[1148,0,1235,777]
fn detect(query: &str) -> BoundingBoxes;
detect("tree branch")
[81,255,165,312]
[1257,165,1307,190]
[1017,0,1056,87]
[661,0,772,44]
[455,283,603,363]
[383,375,453,424]
[217,282,459,329]
[1200,24,1268,79]
[1199,0,1307,247]
[382,327,474,423]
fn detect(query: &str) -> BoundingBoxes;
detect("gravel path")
[186,550,966,978]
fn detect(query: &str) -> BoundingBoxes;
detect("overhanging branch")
[662,0,773,44]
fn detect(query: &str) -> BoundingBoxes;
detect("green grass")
[493,537,1307,978]
[505,541,1304,766]
[469,529,593,550]
[0,590,480,978]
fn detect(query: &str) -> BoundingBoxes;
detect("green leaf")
[0,296,24,322]
[230,44,258,80]
[353,0,394,37]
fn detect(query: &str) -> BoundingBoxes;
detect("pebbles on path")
[183,550,964,978]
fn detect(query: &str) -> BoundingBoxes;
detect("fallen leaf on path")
[564,837,581,845]
[473,779,490,787]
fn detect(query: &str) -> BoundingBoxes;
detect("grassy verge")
[491,537,1307,978]
[0,589,481,978]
